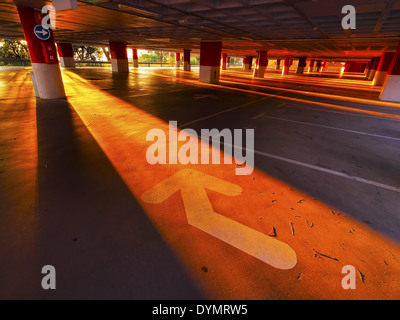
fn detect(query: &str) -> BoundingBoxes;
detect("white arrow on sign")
[34,25,51,40]
[141,169,297,270]
[36,29,48,36]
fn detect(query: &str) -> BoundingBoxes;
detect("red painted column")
[57,43,75,68]
[17,6,65,99]
[308,59,315,72]
[344,62,367,73]
[109,41,129,73]
[380,43,400,102]
[253,50,268,78]
[372,51,396,86]
[132,48,139,68]
[368,57,381,80]
[364,60,372,76]
[199,42,222,84]
[296,57,307,74]
[221,53,227,70]
[282,55,292,75]
[315,60,322,72]
[243,56,253,71]
[276,59,281,70]
[183,49,191,71]
[175,52,181,68]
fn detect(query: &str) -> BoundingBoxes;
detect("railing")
[139,62,176,67]
[75,60,199,68]
[0,58,199,68]
[0,58,31,66]
[75,60,111,67]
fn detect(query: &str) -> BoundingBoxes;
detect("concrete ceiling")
[1,0,400,58]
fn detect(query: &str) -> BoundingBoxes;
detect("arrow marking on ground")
[141,169,297,270]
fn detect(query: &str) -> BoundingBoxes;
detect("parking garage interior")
[1,0,400,300]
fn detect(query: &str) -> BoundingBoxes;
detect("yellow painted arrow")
[141,169,297,270]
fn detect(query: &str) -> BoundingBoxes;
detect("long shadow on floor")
[33,97,205,299]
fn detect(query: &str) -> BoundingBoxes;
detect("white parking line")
[256,115,400,142]
[180,97,271,127]
[253,149,400,193]
[271,102,400,122]
[215,142,400,193]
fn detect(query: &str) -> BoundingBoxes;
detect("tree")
[0,39,29,59]
[139,51,168,63]
[73,45,104,61]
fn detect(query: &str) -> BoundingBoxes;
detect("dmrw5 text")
[152,304,248,317]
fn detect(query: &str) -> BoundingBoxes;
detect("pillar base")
[243,63,251,71]
[176,62,181,68]
[199,66,220,84]
[380,75,400,102]
[111,59,129,73]
[253,67,265,78]
[183,61,191,71]
[368,69,377,81]
[296,67,305,75]
[282,66,289,75]
[60,57,75,68]
[133,59,139,68]
[372,71,387,86]
[32,63,66,99]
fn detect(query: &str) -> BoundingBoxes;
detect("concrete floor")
[1,66,400,299]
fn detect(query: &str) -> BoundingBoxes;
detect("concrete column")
[282,55,292,75]
[57,43,75,68]
[344,61,367,73]
[380,43,400,102]
[253,50,267,78]
[17,6,65,99]
[308,59,315,72]
[109,41,129,73]
[368,57,381,81]
[316,60,322,72]
[199,42,222,84]
[175,52,181,68]
[183,49,191,71]
[276,59,281,70]
[243,56,253,71]
[364,60,372,76]
[296,57,307,74]
[221,53,227,70]
[372,51,396,86]
[132,48,139,68]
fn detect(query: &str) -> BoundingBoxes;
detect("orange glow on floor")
[146,71,400,120]
[219,78,400,110]
[223,69,381,92]
[61,70,400,299]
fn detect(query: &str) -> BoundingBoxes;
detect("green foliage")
[139,51,170,63]
[73,45,104,61]
[190,54,200,65]
[0,39,29,59]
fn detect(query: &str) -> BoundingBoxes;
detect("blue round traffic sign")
[34,25,51,41]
